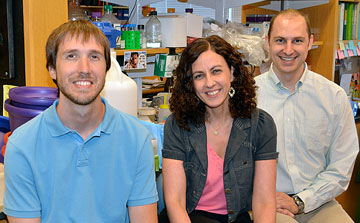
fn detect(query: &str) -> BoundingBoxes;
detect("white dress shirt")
[255,63,359,213]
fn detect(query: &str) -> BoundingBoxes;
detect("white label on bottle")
[120,40,126,49]
[116,36,122,48]
[146,42,161,48]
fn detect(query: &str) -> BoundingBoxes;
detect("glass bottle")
[100,4,121,27]
[146,11,162,48]
[138,24,147,49]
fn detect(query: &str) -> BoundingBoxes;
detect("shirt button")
[229,210,234,214]
[225,188,231,194]
[224,170,229,175]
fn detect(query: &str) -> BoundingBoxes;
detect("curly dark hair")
[170,35,257,130]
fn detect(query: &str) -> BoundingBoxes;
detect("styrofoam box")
[158,15,187,48]
[140,13,203,48]
[184,13,203,38]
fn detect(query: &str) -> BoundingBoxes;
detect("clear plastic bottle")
[100,5,121,27]
[138,24,147,49]
[146,11,162,48]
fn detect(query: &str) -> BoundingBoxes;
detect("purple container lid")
[9,86,58,107]
[10,100,53,110]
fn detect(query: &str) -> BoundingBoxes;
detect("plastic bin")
[9,86,58,110]
[93,22,121,48]
[4,99,44,131]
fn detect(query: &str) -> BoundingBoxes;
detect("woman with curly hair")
[162,35,278,223]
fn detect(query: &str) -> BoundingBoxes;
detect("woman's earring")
[229,87,235,98]
[195,95,201,104]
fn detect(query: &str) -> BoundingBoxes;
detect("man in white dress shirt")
[255,9,359,223]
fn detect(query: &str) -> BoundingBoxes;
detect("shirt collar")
[268,62,308,91]
[45,97,115,137]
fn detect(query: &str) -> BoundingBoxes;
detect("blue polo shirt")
[4,98,158,222]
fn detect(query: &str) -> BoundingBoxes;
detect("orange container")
[142,6,156,17]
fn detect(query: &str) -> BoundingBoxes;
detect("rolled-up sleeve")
[162,114,187,161]
[254,109,278,161]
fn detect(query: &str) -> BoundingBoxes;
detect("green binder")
[346,3,354,40]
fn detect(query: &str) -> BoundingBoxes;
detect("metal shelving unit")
[103,0,329,24]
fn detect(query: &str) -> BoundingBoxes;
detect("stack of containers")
[4,86,58,132]
[93,22,121,48]
[121,24,140,49]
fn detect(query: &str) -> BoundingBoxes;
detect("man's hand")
[276,192,299,218]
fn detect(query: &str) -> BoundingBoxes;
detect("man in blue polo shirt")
[4,20,158,223]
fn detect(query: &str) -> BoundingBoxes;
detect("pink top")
[195,144,227,214]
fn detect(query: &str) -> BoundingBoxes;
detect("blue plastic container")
[93,22,121,48]
[0,116,10,133]
[0,116,10,163]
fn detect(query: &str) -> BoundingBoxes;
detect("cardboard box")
[154,54,180,77]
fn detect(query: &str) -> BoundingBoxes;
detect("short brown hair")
[46,19,111,72]
[268,9,312,39]
[171,35,257,130]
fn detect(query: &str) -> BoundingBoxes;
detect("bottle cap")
[104,5,113,12]
[160,104,170,109]
[160,94,170,109]
[149,11,157,16]
[138,24,145,30]
[185,8,193,13]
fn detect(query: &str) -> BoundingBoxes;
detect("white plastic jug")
[101,50,138,117]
